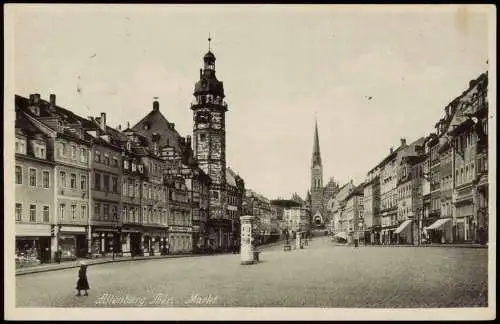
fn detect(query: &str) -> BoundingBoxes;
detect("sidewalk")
[344,243,488,249]
[16,240,289,276]
[16,253,198,276]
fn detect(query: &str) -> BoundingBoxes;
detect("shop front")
[169,226,192,254]
[455,202,473,243]
[16,224,52,267]
[91,227,119,257]
[425,217,452,243]
[58,225,88,260]
[394,219,413,244]
[143,228,168,256]
[121,226,142,257]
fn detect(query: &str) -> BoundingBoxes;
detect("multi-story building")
[447,72,488,243]
[226,167,245,249]
[17,94,93,260]
[363,168,381,244]
[87,114,124,257]
[343,185,364,244]
[15,106,55,265]
[327,181,356,241]
[244,189,274,244]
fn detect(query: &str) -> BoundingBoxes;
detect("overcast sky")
[10,5,491,199]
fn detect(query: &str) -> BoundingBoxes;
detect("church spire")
[312,119,322,167]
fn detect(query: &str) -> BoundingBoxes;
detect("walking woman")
[76,261,90,296]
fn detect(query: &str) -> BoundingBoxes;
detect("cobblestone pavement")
[16,237,488,308]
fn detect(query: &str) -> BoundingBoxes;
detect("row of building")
[14,46,248,265]
[327,71,489,245]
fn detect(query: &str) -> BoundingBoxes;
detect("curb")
[332,244,488,249]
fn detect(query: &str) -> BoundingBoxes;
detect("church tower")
[191,37,229,249]
[310,119,324,227]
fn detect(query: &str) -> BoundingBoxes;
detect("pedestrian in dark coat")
[76,262,90,296]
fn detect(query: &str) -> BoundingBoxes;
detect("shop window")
[43,171,50,188]
[29,168,37,187]
[70,173,77,189]
[16,203,22,222]
[16,165,22,184]
[43,206,50,223]
[30,204,36,222]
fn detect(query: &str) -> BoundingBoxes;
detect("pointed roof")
[312,119,322,167]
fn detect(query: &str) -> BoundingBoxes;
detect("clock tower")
[191,37,229,250]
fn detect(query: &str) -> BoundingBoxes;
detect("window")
[60,171,67,188]
[123,181,128,196]
[104,155,110,166]
[112,177,118,193]
[15,137,27,154]
[113,157,119,167]
[71,145,77,160]
[81,205,87,220]
[103,204,109,220]
[15,166,22,184]
[200,133,206,142]
[94,203,101,219]
[112,206,117,220]
[29,168,37,187]
[103,174,110,192]
[60,204,66,220]
[124,160,129,169]
[81,175,87,190]
[80,148,87,163]
[15,203,22,222]
[95,151,101,163]
[70,173,77,189]
[132,162,137,172]
[30,204,36,222]
[95,173,101,190]
[71,205,77,220]
[43,206,50,223]
[128,180,134,197]
[34,143,47,159]
[135,182,140,197]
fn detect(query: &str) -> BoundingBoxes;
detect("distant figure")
[76,262,90,296]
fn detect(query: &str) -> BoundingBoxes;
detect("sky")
[9,4,492,200]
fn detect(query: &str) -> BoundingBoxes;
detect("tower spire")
[208,33,212,52]
[312,118,321,167]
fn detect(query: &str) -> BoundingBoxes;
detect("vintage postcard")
[4,4,496,321]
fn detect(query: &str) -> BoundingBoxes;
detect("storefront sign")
[60,226,86,233]
[169,226,191,233]
[16,224,51,237]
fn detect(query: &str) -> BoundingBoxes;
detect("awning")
[334,232,347,240]
[394,219,412,234]
[425,218,451,230]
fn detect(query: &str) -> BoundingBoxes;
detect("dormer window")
[126,142,132,151]
[138,164,143,173]
[33,142,47,159]
[143,123,150,131]
[15,137,27,154]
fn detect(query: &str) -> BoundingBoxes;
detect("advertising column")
[240,215,256,265]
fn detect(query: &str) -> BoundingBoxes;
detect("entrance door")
[76,235,88,258]
[39,237,51,263]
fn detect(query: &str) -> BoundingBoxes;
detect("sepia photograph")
[4,4,496,321]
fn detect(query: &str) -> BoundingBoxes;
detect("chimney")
[390,147,394,154]
[50,94,56,106]
[127,122,130,129]
[186,135,192,148]
[29,94,35,104]
[445,106,450,118]
[400,138,406,147]
[169,123,175,129]
[88,116,94,122]
[200,69,202,79]
[153,100,159,111]
[33,93,40,104]
[100,112,106,130]
[117,124,122,131]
